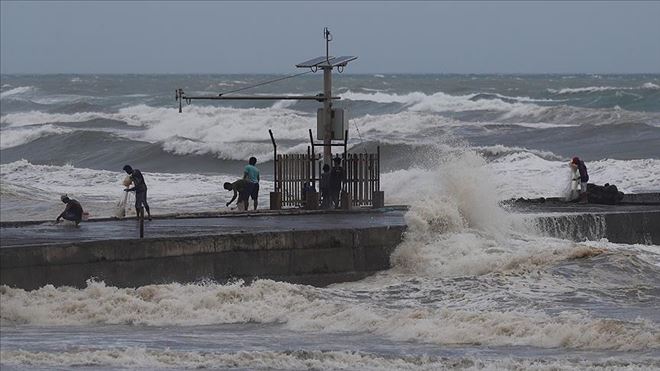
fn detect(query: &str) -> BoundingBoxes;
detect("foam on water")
[2,75,659,369]
[341,90,549,117]
[0,86,37,99]
[381,151,660,203]
[0,160,260,220]
[548,82,660,94]
[0,111,105,127]
[2,349,658,370]
[3,348,657,370]
[2,276,658,352]
[3,148,658,353]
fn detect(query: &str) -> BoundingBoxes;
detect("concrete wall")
[2,210,657,290]
[534,211,660,245]
[0,226,406,290]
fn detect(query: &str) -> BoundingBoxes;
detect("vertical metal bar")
[139,208,144,238]
[283,155,287,206]
[307,146,311,188]
[323,67,332,165]
[309,129,316,185]
[359,153,364,205]
[269,129,277,192]
[377,145,381,192]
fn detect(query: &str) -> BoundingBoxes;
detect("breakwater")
[1,205,658,290]
[534,210,660,245]
[1,210,407,290]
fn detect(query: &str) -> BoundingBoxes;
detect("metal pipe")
[323,67,332,164]
[309,129,316,185]
[180,95,340,101]
[269,129,277,192]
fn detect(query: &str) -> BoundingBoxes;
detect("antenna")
[324,27,332,62]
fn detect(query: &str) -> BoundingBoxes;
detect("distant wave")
[0,86,37,99]
[548,82,660,94]
[3,104,658,163]
[0,125,72,150]
[1,111,108,127]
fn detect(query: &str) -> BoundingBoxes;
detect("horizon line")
[3,71,660,76]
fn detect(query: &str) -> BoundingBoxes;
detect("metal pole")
[309,129,316,184]
[269,129,277,192]
[323,67,332,165]
[139,208,144,238]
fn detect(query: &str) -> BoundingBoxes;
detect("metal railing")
[273,149,380,208]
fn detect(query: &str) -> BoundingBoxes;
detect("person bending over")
[224,179,249,211]
[123,165,152,220]
[56,195,83,225]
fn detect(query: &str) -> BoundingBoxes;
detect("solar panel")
[296,56,334,68]
[322,56,357,67]
[296,55,357,68]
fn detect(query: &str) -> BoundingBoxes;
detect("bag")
[115,191,128,218]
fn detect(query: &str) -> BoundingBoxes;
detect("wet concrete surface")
[0,209,407,248]
[505,202,660,214]
[2,201,660,248]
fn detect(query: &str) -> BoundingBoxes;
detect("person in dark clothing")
[301,181,316,208]
[571,157,589,203]
[329,157,344,209]
[319,164,331,209]
[123,165,152,220]
[56,195,83,225]
[224,179,249,211]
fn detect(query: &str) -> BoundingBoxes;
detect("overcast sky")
[2,1,659,74]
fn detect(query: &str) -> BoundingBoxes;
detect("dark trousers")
[135,190,150,214]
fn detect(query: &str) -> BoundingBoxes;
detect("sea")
[1,74,659,370]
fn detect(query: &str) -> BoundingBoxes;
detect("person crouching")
[56,195,83,225]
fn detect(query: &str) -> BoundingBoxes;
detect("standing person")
[224,179,249,211]
[329,157,344,209]
[243,157,260,211]
[123,165,152,220]
[571,157,589,203]
[56,195,83,225]
[319,164,331,209]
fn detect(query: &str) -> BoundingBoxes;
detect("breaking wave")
[0,86,37,99]
[548,82,660,94]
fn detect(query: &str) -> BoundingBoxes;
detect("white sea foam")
[342,90,547,116]
[0,86,37,99]
[0,125,73,149]
[0,104,315,159]
[2,278,658,351]
[0,111,104,127]
[0,160,266,220]
[489,154,660,198]
[381,151,660,204]
[4,348,655,370]
[548,83,660,94]
[380,146,657,280]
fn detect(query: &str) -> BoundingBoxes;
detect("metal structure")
[270,129,381,209]
[175,28,384,210]
[175,27,356,165]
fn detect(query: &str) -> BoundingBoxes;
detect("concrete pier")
[1,209,407,290]
[1,202,658,290]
